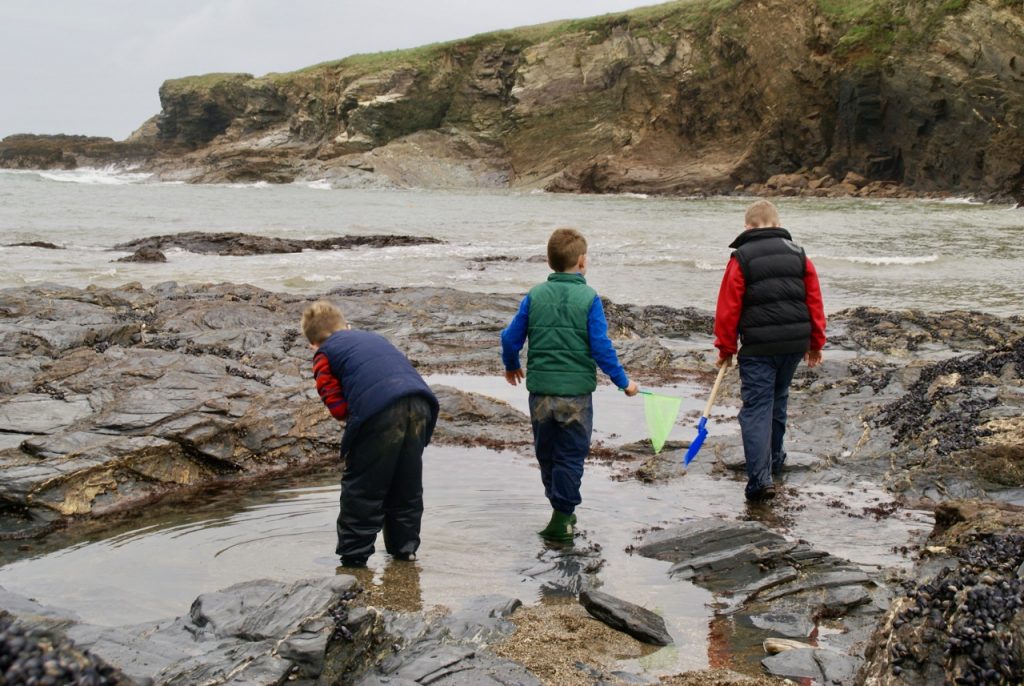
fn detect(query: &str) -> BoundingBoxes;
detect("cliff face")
[3,0,1022,200]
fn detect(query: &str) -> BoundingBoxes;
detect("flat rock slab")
[113,231,443,256]
[0,393,92,434]
[51,576,361,684]
[386,647,543,686]
[762,647,862,684]
[636,519,785,563]
[579,590,673,646]
[722,451,821,472]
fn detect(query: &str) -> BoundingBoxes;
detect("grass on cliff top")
[273,0,740,80]
[818,0,978,69]
[161,72,256,93]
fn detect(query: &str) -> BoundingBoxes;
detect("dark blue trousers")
[737,352,804,497]
[528,394,593,515]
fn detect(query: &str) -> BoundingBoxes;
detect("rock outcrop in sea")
[2,0,1022,201]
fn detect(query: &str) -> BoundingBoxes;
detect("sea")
[1,166,1022,315]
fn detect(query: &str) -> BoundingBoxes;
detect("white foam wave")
[305,179,332,190]
[938,197,983,205]
[88,268,118,280]
[225,181,271,189]
[36,166,151,185]
[831,254,939,266]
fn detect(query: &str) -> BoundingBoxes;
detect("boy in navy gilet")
[301,300,439,567]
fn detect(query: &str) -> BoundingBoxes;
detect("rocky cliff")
[3,0,1022,200]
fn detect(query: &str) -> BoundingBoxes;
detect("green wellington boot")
[538,510,575,543]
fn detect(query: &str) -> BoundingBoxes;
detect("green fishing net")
[643,392,682,454]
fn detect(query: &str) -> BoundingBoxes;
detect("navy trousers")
[528,394,593,515]
[737,352,804,497]
[336,396,432,563]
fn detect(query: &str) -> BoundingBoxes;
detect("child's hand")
[623,380,639,397]
[505,368,524,386]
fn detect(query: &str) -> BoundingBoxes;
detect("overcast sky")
[0,0,658,140]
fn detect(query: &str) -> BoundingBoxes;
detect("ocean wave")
[305,179,332,190]
[627,254,724,271]
[936,197,983,205]
[280,275,338,288]
[36,166,152,185]
[828,254,939,266]
[224,181,271,189]
[87,268,118,280]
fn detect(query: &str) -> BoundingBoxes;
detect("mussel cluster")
[874,338,1024,454]
[0,614,127,685]
[890,533,1024,684]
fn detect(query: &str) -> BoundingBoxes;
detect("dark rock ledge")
[0,576,538,686]
[112,231,442,257]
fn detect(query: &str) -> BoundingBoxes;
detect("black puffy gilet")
[730,227,811,356]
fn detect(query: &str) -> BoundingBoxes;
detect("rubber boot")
[538,510,575,543]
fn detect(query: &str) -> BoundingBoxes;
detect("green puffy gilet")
[526,272,597,396]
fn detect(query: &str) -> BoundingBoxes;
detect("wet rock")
[0,576,362,685]
[352,597,540,686]
[7,241,63,250]
[721,566,800,613]
[432,385,532,450]
[359,646,542,686]
[722,451,820,473]
[116,247,166,263]
[579,590,673,646]
[637,520,776,561]
[0,283,523,533]
[639,518,883,667]
[601,300,714,340]
[0,393,92,434]
[762,647,862,683]
[749,606,815,640]
[113,231,442,256]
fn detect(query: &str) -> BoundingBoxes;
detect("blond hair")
[301,300,347,345]
[745,200,781,228]
[547,228,588,272]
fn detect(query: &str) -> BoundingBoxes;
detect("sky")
[0,0,660,141]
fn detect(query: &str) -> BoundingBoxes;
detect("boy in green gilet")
[501,228,638,543]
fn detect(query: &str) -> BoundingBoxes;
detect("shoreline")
[2,159,1019,207]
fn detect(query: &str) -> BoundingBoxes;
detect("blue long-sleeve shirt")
[501,294,630,389]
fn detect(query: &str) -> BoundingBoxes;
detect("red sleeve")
[312,351,348,420]
[713,257,745,359]
[804,257,827,351]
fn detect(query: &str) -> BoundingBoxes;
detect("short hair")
[745,200,781,228]
[301,300,347,345]
[547,228,588,272]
